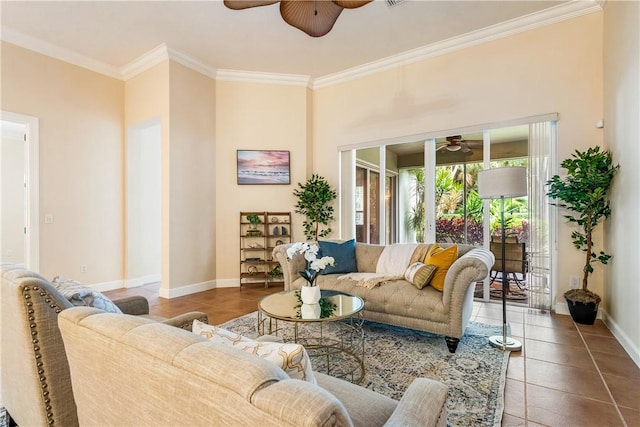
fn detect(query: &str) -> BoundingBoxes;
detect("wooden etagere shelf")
[240,211,291,289]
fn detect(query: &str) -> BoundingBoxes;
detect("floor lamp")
[477,167,526,352]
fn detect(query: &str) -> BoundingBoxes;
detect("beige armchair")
[0,263,208,427]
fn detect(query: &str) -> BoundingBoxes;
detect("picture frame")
[237,150,291,185]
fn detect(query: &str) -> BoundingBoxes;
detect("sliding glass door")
[342,115,556,310]
[355,157,397,245]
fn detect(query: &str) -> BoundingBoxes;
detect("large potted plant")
[546,146,619,324]
[293,174,337,241]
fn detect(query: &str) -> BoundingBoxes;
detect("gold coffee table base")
[257,290,365,384]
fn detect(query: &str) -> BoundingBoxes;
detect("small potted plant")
[246,213,262,236]
[546,146,619,324]
[293,174,337,241]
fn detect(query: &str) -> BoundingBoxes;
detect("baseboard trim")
[216,278,241,288]
[158,279,217,299]
[600,309,640,368]
[92,279,124,293]
[125,274,161,288]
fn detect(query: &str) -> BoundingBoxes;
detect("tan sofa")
[273,242,494,353]
[59,307,449,427]
[0,263,208,427]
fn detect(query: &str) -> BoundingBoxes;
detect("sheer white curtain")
[527,121,557,310]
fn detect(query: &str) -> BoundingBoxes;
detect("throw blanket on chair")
[338,243,429,289]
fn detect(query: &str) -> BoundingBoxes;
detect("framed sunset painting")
[237,150,291,185]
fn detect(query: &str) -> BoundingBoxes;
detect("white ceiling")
[0,0,596,83]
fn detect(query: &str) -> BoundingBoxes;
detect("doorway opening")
[1,112,39,271]
[126,119,161,287]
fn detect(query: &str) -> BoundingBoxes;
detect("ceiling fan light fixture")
[446,144,462,152]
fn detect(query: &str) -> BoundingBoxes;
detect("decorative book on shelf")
[240,211,291,289]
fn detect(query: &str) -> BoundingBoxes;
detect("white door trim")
[1,111,39,271]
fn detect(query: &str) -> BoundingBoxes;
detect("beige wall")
[1,42,124,283]
[124,63,170,285]
[166,61,216,293]
[603,0,640,363]
[313,13,604,310]
[214,80,308,284]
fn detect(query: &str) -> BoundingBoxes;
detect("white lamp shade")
[477,167,527,199]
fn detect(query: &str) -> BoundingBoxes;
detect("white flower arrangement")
[286,242,335,286]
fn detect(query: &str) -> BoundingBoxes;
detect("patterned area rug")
[221,312,509,427]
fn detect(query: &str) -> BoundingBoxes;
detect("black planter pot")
[565,296,599,325]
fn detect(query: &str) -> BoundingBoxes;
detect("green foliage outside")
[294,174,337,241]
[406,158,529,244]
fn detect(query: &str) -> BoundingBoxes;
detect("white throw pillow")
[192,320,316,384]
[52,276,123,314]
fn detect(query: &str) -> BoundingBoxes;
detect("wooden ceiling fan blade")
[224,0,279,10]
[280,1,343,37]
[333,0,373,8]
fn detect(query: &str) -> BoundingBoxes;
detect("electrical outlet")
[80,265,88,274]
[570,276,579,289]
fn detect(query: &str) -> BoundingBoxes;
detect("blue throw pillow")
[318,239,357,275]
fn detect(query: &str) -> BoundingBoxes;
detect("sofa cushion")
[52,276,123,314]
[319,239,357,275]
[192,320,316,384]
[404,262,438,290]
[424,244,458,291]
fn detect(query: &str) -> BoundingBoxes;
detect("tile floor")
[105,283,640,426]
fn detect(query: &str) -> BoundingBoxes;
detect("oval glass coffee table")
[258,289,365,383]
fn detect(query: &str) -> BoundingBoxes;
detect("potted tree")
[546,146,619,324]
[293,174,337,241]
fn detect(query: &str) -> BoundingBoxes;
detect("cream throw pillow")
[404,262,438,290]
[192,320,316,384]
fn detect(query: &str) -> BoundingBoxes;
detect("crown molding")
[312,0,603,89]
[167,47,217,80]
[120,43,218,81]
[215,69,310,87]
[2,0,602,88]
[120,43,169,80]
[1,28,121,79]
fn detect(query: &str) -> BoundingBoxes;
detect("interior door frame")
[1,111,40,271]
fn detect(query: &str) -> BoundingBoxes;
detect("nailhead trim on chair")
[22,285,66,426]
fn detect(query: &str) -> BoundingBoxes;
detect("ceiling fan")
[436,135,482,154]
[224,0,374,37]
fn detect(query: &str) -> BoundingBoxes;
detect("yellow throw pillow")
[404,262,438,290]
[424,244,458,291]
